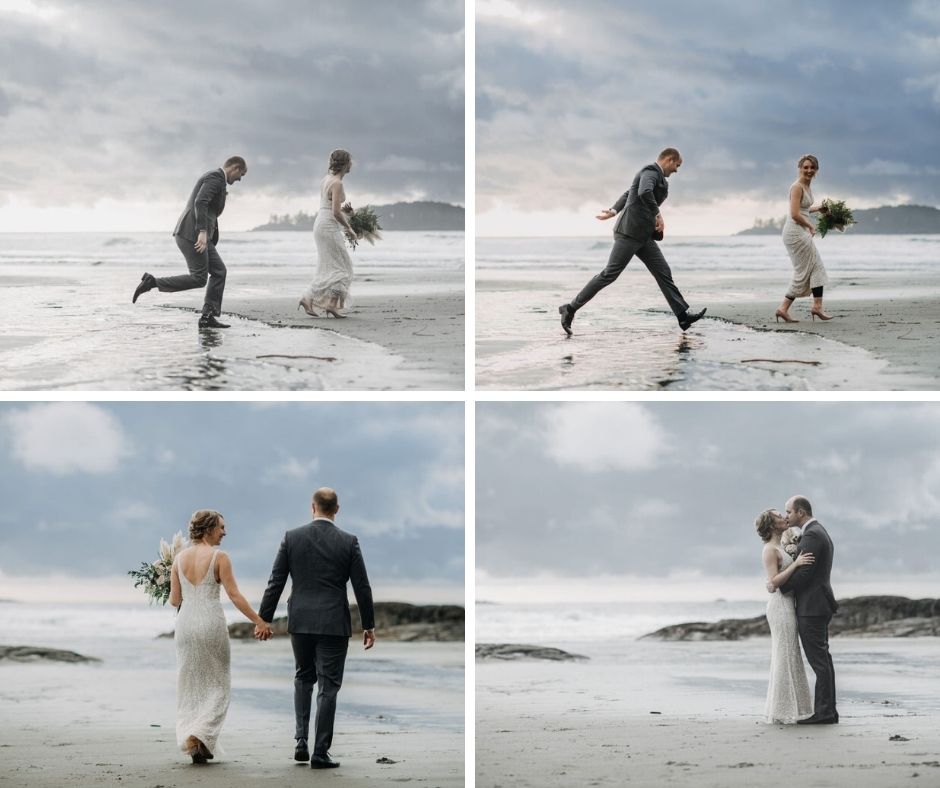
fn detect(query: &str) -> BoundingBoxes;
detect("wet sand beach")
[0,231,463,391]
[0,639,464,788]
[476,637,940,788]
[476,266,940,390]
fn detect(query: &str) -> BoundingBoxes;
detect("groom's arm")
[637,169,661,217]
[257,534,290,622]
[610,190,630,215]
[779,529,823,594]
[349,538,375,631]
[193,172,225,234]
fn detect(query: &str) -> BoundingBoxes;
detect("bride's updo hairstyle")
[797,154,819,171]
[755,509,776,542]
[328,149,352,174]
[189,509,223,542]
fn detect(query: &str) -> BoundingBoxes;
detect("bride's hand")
[794,552,815,567]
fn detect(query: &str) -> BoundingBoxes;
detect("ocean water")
[475,600,940,715]
[0,600,464,732]
[476,234,940,390]
[476,234,940,274]
[0,230,463,390]
[475,599,769,647]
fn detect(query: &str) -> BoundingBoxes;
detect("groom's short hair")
[224,155,247,172]
[791,496,813,516]
[313,487,339,516]
[658,147,681,162]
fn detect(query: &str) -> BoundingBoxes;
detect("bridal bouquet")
[816,199,856,237]
[781,526,802,558]
[342,203,383,249]
[128,531,186,605]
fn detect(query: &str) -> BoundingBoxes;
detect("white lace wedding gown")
[304,175,354,309]
[765,547,813,724]
[782,185,828,298]
[175,549,230,757]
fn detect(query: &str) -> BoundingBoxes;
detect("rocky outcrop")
[641,597,940,641]
[475,643,588,661]
[0,645,101,663]
[220,602,462,642]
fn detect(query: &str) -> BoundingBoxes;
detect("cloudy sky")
[477,402,940,602]
[0,0,464,232]
[0,402,464,603]
[477,0,940,236]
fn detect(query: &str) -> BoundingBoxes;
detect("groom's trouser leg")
[635,240,690,319]
[312,635,349,756]
[290,634,318,741]
[569,235,641,311]
[155,236,227,314]
[798,615,836,717]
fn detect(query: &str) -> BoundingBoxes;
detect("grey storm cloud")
[0,402,464,585]
[0,0,464,210]
[476,402,940,582]
[477,0,940,214]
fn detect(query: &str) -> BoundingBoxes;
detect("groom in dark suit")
[258,488,375,769]
[559,148,706,335]
[778,495,839,724]
[132,156,247,329]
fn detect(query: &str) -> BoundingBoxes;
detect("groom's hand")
[655,214,665,234]
[195,231,208,253]
[363,629,375,650]
[596,208,616,221]
[254,621,273,641]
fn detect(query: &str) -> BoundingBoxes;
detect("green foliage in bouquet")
[816,199,856,238]
[128,532,185,605]
[343,205,383,249]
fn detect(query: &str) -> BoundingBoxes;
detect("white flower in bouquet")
[781,526,802,558]
[129,530,188,605]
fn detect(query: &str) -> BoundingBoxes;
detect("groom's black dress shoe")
[294,738,310,762]
[797,714,838,725]
[310,752,340,769]
[132,272,156,303]
[679,307,707,331]
[558,304,574,336]
[198,314,230,329]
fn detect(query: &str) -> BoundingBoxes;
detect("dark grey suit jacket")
[612,163,669,242]
[779,520,838,617]
[258,518,375,636]
[173,168,227,245]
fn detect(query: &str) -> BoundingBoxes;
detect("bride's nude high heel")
[774,309,798,323]
[810,297,833,321]
[297,298,321,318]
[325,307,347,318]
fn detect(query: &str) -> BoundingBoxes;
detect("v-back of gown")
[175,549,230,757]
[304,175,354,308]
[782,184,828,298]
[765,547,813,723]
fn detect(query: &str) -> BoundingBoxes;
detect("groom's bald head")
[785,495,813,527]
[312,487,339,517]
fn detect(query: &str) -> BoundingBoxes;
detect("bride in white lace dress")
[775,154,833,323]
[298,149,358,318]
[169,510,273,763]
[755,509,815,724]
